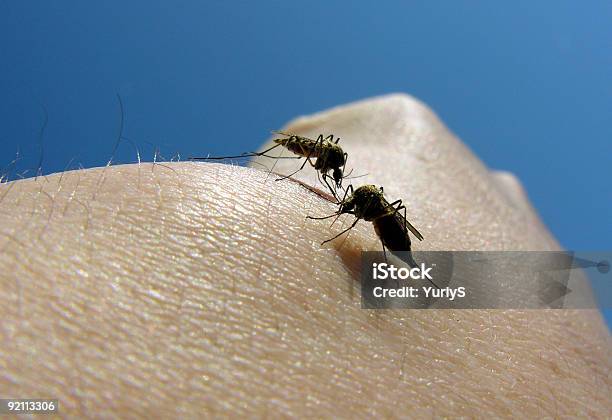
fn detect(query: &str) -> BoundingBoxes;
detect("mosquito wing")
[405,218,424,241]
[272,130,324,144]
[271,129,295,137]
[396,211,424,241]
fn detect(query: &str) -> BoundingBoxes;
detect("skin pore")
[0,94,610,417]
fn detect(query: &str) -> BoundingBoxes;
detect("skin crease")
[0,94,610,417]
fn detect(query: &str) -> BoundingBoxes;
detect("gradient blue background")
[1,2,610,326]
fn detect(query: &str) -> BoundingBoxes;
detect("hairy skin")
[0,95,610,417]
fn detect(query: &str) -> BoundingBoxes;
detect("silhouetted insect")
[309,184,425,267]
[190,131,348,199]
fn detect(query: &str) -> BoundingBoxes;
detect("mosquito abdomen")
[373,214,412,252]
[374,214,420,267]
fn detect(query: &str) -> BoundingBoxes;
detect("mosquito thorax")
[350,185,385,219]
[340,200,355,214]
[354,185,381,198]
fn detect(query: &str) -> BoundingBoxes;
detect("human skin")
[0,94,610,417]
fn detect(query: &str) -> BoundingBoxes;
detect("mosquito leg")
[307,213,340,220]
[343,184,353,200]
[274,160,308,181]
[307,208,354,224]
[304,135,323,166]
[329,212,342,228]
[380,241,401,287]
[394,208,415,265]
[274,160,317,180]
[329,182,351,208]
[400,204,408,236]
[390,200,403,217]
[190,143,283,161]
[377,200,422,244]
[371,199,403,220]
[298,134,322,161]
[257,153,301,160]
[321,218,359,245]
[381,239,388,263]
[317,171,336,201]
[255,143,283,156]
[380,199,424,241]
[264,144,286,182]
[375,199,419,244]
[330,208,356,228]
[321,174,339,202]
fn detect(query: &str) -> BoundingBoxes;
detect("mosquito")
[189,131,349,199]
[308,184,436,286]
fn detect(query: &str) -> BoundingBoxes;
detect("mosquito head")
[338,191,356,214]
[339,200,354,214]
[332,168,343,188]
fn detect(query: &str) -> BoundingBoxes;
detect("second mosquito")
[309,184,426,269]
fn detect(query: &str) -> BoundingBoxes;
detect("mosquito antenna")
[344,172,369,180]
[307,212,340,220]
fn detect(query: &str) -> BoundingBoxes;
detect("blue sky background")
[1,2,610,327]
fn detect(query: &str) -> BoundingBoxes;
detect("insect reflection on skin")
[189,131,348,199]
[308,184,437,287]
